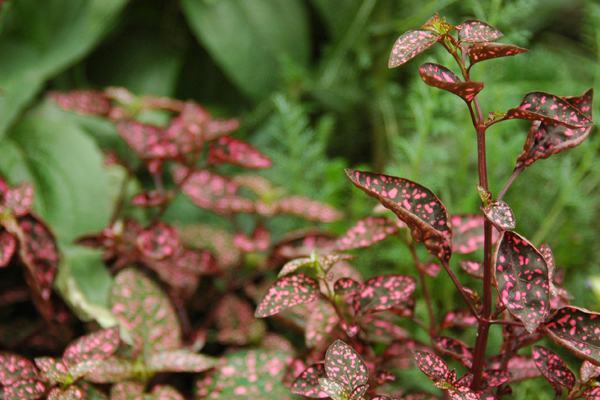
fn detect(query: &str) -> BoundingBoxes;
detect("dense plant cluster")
[0,11,598,400]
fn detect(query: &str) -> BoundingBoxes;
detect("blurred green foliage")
[0,0,598,397]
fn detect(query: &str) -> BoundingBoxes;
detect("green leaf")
[146,350,216,373]
[0,0,128,137]
[0,104,112,243]
[181,0,310,99]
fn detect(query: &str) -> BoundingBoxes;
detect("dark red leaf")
[419,63,483,102]
[255,273,320,318]
[468,42,527,64]
[544,306,600,364]
[275,196,342,222]
[532,346,576,393]
[388,30,439,68]
[291,363,328,398]
[324,340,369,391]
[434,336,474,368]
[580,360,600,383]
[136,222,180,260]
[482,200,515,231]
[117,121,177,160]
[62,327,120,369]
[0,230,16,268]
[506,91,592,128]
[208,136,272,169]
[346,169,451,262]
[447,386,479,400]
[494,231,550,333]
[583,387,600,400]
[441,309,478,329]
[2,379,46,400]
[413,350,452,384]
[50,90,111,116]
[356,275,416,315]
[451,214,499,254]
[460,260,483,279]
[0,353,38,386]
[515,89,594,169]
[335,217,399,251]
[456,20,502,42]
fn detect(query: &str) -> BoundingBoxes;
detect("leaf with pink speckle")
[136,222,180,260]
[388,30,439,68]
[305,300,338,348]
[2,182,34,216]
[275,196,342,223]
[460,260,483,279]
[583,387,600,400]
[506,91,592,128]
[47,385,85,400]
[34,357,69,385]
[324,340,369,392]
[356,275,416,315]
[62,327,120,369]
[515,89,594,170]
[255,273,319,318]
[0,353,39,386]
[81,357,136,384]
[451,214,499,254]
[215,295,266,346]
[419,63,483,102]
[291,363,328,398]
[318,378,349,400]
[345,169,451,262]
[335,217,399,251]
[532,346,576,394]
[150,385,185,400]
[51,90,111,116]
[208,136,272,169]
[441,309,478,330]
[456,20,502,42]
[117,121,176,161]
[110,268,181,353]
[468,42,527,65]
[109,381,144,399]
[580,360,600,383]
[146,349,216,373]
[434,336,474,368]
[420,262,441,278]
[544,306,600,364]
[0,230,16,268]
[507,356,540,382]
[413,350,452,385]
[482,200,515,231]
[234,225,270,253]
[173,166,254,215]
[334,277,361,296]
[2,379,46,400]
[494,231,550,333]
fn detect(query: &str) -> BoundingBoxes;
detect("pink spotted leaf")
[335,217,399,251]
[2,182,34,216]
[34,357,69,385]
[506,355,541,382]
[305,300,338,348]
[434,336,474,368]
[278,256,314,277]
[544,306,600,364]
[413,350,452,385]
[356,275,416,315]
[116,121,177,161]
[146,349,216,373]
[255,273,320,318]
[451,214,498,254]
[81,357,136,384]
[468,42,528,65]
[532,346,576,394]
[324,340,369,391]
[388,30,439,68]
[456,20,503,42]
[275,196,342,223]
[0,230,16,268]
[2,379,47,400]
[441,309,478,329]
[291,363,328,398]
[318,378,349,400]
[583,387,600,400]
[346,169,452,262]
[580,360,600,383]
[482,200,515,231]
[136,222,180,260]
[506,91,592,128]
[419,63,484,102]
[215,295,266,345]
[150,385,185,400]
[0,353,39,386]
[460,260,483,279]
[447,386,480,400]
[51,90,111,116]
[494,231,550,333]
[47,385,85,400]
[208,136,272,169]
[109,381,144,399]
[62,327,120,369]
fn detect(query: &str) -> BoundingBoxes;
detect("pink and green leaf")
[136,222,180,260]
[418,63,484,102]
[468,42,527,64]
[255,273,320,318]
[47,385,85,400]
[580,360,600,383]
[460,260,483,279]
[335,217,399,251]
[0,230,16,268]
[291,363,328,398]
[450,214,499,254]
[0,353,39,386]
[506,91,592,128]
[305,300,338,348]
[208,136,272,169]
[532,346,576,393]
[109,381,144,399]
[275,196,342,223]
[2,379,46,400]
[146,350,217,373]
[583,387,600,400]
[62,327,120,369]
[441,309,478,329]
[413,350,452,384]
[544,306,600,364]
[215,295,266,345]
[456,20,502,42]
[506,355,541,382]
[494,231,550,333]
[434,336,474,368]
[318,377,349,400]
[356,275,416,315]
[50,90,111,116]
[482,200,515,231]
[324,340,369,391]
[345,169,451,262]
[2,182,34,216]
[388,30,439,68]
[117,121,177,161]
[81,357,136,384]
[34,357,69,385]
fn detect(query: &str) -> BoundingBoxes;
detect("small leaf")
[278,256,313,277]
[50,90,111,116]
[515,89,594,170]
[460,260,483,279]
[434,336,474,368]
[580,360,600,383]
[325,340,369,392]
[334,277,361,295]
[208,136,272,169]
[110,268,181,353]
[482,200,515,231]
[544,306,600,364]
[345,169,451,262]
[215,295,266,345]
[318,377,349,400]
[2,182,34,217]
[507,356,541,382]
[418,63,483,102]
[335,217,399,251]
[255,273,320,318]
[275,196,342,222]
[62,327,120,369]
[441,309,478,329]
[388,30,439,68]
[456,20,502,42]
[451,215,487,254]
[81,357,136,384]
[582,387,600,400]
[413,350,452,384]
[47,385,85,400]
[356,275,416,314]
[532,346,576,393]
[494,231,550,333]
[468,42,527,65]
[305,300,338,348]
[146,350,216,373]
[34,357,69,385]
[0,230,16,268]
[2,379,46,400]
[291,363,328,398]
[447,386,480,400]
[0,353,38,386]
[109,381,144,399]
[131,190,170,208]
[116,121,176,161]
[506,91,592,128]
[136,222,180,260]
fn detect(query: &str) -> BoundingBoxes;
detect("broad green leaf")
[181,0,310,99]
[0,104,111,243]
[0,0,128,137]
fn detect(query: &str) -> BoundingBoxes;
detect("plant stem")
[497,167,522,201]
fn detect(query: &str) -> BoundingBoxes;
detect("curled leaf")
[255,273,319,318]
[356,275,416,315]
[532,346,576,393]
[456,20,502,42]
[335,217,399,251]
[506,91,592,128]
[208,136,272,169]
[434,336,474,368]
[419,63,483,102]
[482,200,515,231]
[388,30,439,68]
[346,169,451,262]
[544,306,600,364]
[468,42,527,65]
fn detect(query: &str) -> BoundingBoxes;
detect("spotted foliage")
[468,42,527,65]
[0,230,16,268]
[208,136,272,169]
[434,336,474,368]
[418,63,483,102]
[335,217,399,251]
[146,350,216,373]
[117,121,176,161]
[506,91,592,128]
[544,306,600,364]
[62,327,120,369]
[275,196,342,223]
[51,90,111,116]
[413,350,452,384]
[291,363,328,398]
[441,309,478,329]
[532,346,576,394]
[456,19,502,42]
[215,295,265,346]
[255,273,320,318]
[323,340,369,395]
[451,214,487,254]
[305,300,338,348]
[356,275,416,315]
[460,260,483,279]
[2,182,34,216]
[345,169,451,262]
[0,353,39,386]
[482,200,515,231]
[494,231,550,333]
[136,222,179,260]
[583,387,600,400]
[2,379,46,400]
[388,29,439,68]
[580,360,600,383]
